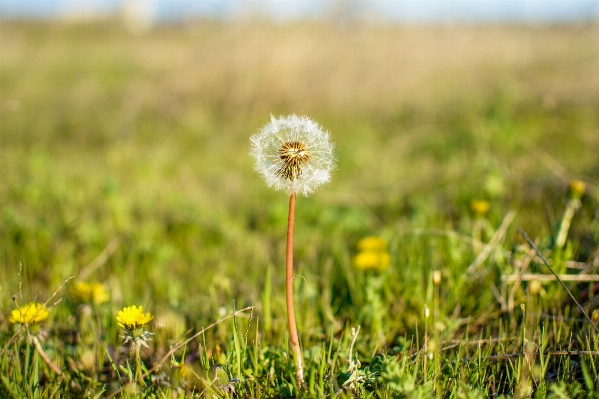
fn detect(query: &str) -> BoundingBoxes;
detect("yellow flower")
[71,282,109,305]
[116,305,154,331]
[8,302,50,326]
[357,236,388,252]
[354,250,390,272]
[569,179,586,200]
[470,200,490,218]
[354,237,390,272]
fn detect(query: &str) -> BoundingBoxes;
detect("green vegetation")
[1,20,599,397]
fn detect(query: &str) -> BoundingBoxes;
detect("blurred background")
[1,0,599,343]
[3,0,599,24]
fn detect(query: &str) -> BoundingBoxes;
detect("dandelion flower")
[354,237,390,272]
[250,114,335,196]
[357,236,388,252]
[117,306,154,383]
[470,200,490,218]
[354,250,390,272]
[8,302,50,326]
[71,282,109,306]
[8,302,62,374]
[117,305,154,331]
[117,305,154,349]
[569,179,586,200]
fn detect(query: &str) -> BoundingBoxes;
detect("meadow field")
[1,19,599,397]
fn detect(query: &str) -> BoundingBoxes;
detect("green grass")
[1,19,599,398]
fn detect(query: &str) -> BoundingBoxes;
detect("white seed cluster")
[250,115,335,196]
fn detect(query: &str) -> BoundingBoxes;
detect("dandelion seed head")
[250,114,335,196]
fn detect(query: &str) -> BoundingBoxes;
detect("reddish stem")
[286,192,304,386]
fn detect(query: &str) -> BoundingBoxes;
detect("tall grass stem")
[519,228,599,333]
[32,336,62,376]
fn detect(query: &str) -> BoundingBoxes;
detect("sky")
[1,0,599,23]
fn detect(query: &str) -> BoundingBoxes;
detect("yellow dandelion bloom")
[8,302,50,326]
[357,236,388,252]
[71,282,109,305]
[569,179,586,200]
[353,250,390,272]
[116,305,154,331]
[470,200,490,218]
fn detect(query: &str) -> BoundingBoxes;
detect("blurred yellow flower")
[470,200,490,218]
[354,237,390,272]
[117,305,154,331]
[357,236,388,252]
[528,280,542,296]
[8,302,49,326]
[569,179,586,200]
[432,270,442,286]
[71,282,109,305]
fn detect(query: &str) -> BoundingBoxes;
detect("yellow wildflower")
[8,302,50,326]
[354,237,390,272]
[569,179,586,200]
[470,200,490,218]
[117,305,154,331]
[357,236,388,252]
[354,250,390,272]
[71,282,109,305]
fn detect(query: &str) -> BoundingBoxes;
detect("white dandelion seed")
[250,114,335,196]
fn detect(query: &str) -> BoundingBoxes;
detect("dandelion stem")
[286,191,304,386]
[135,344,142,385]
